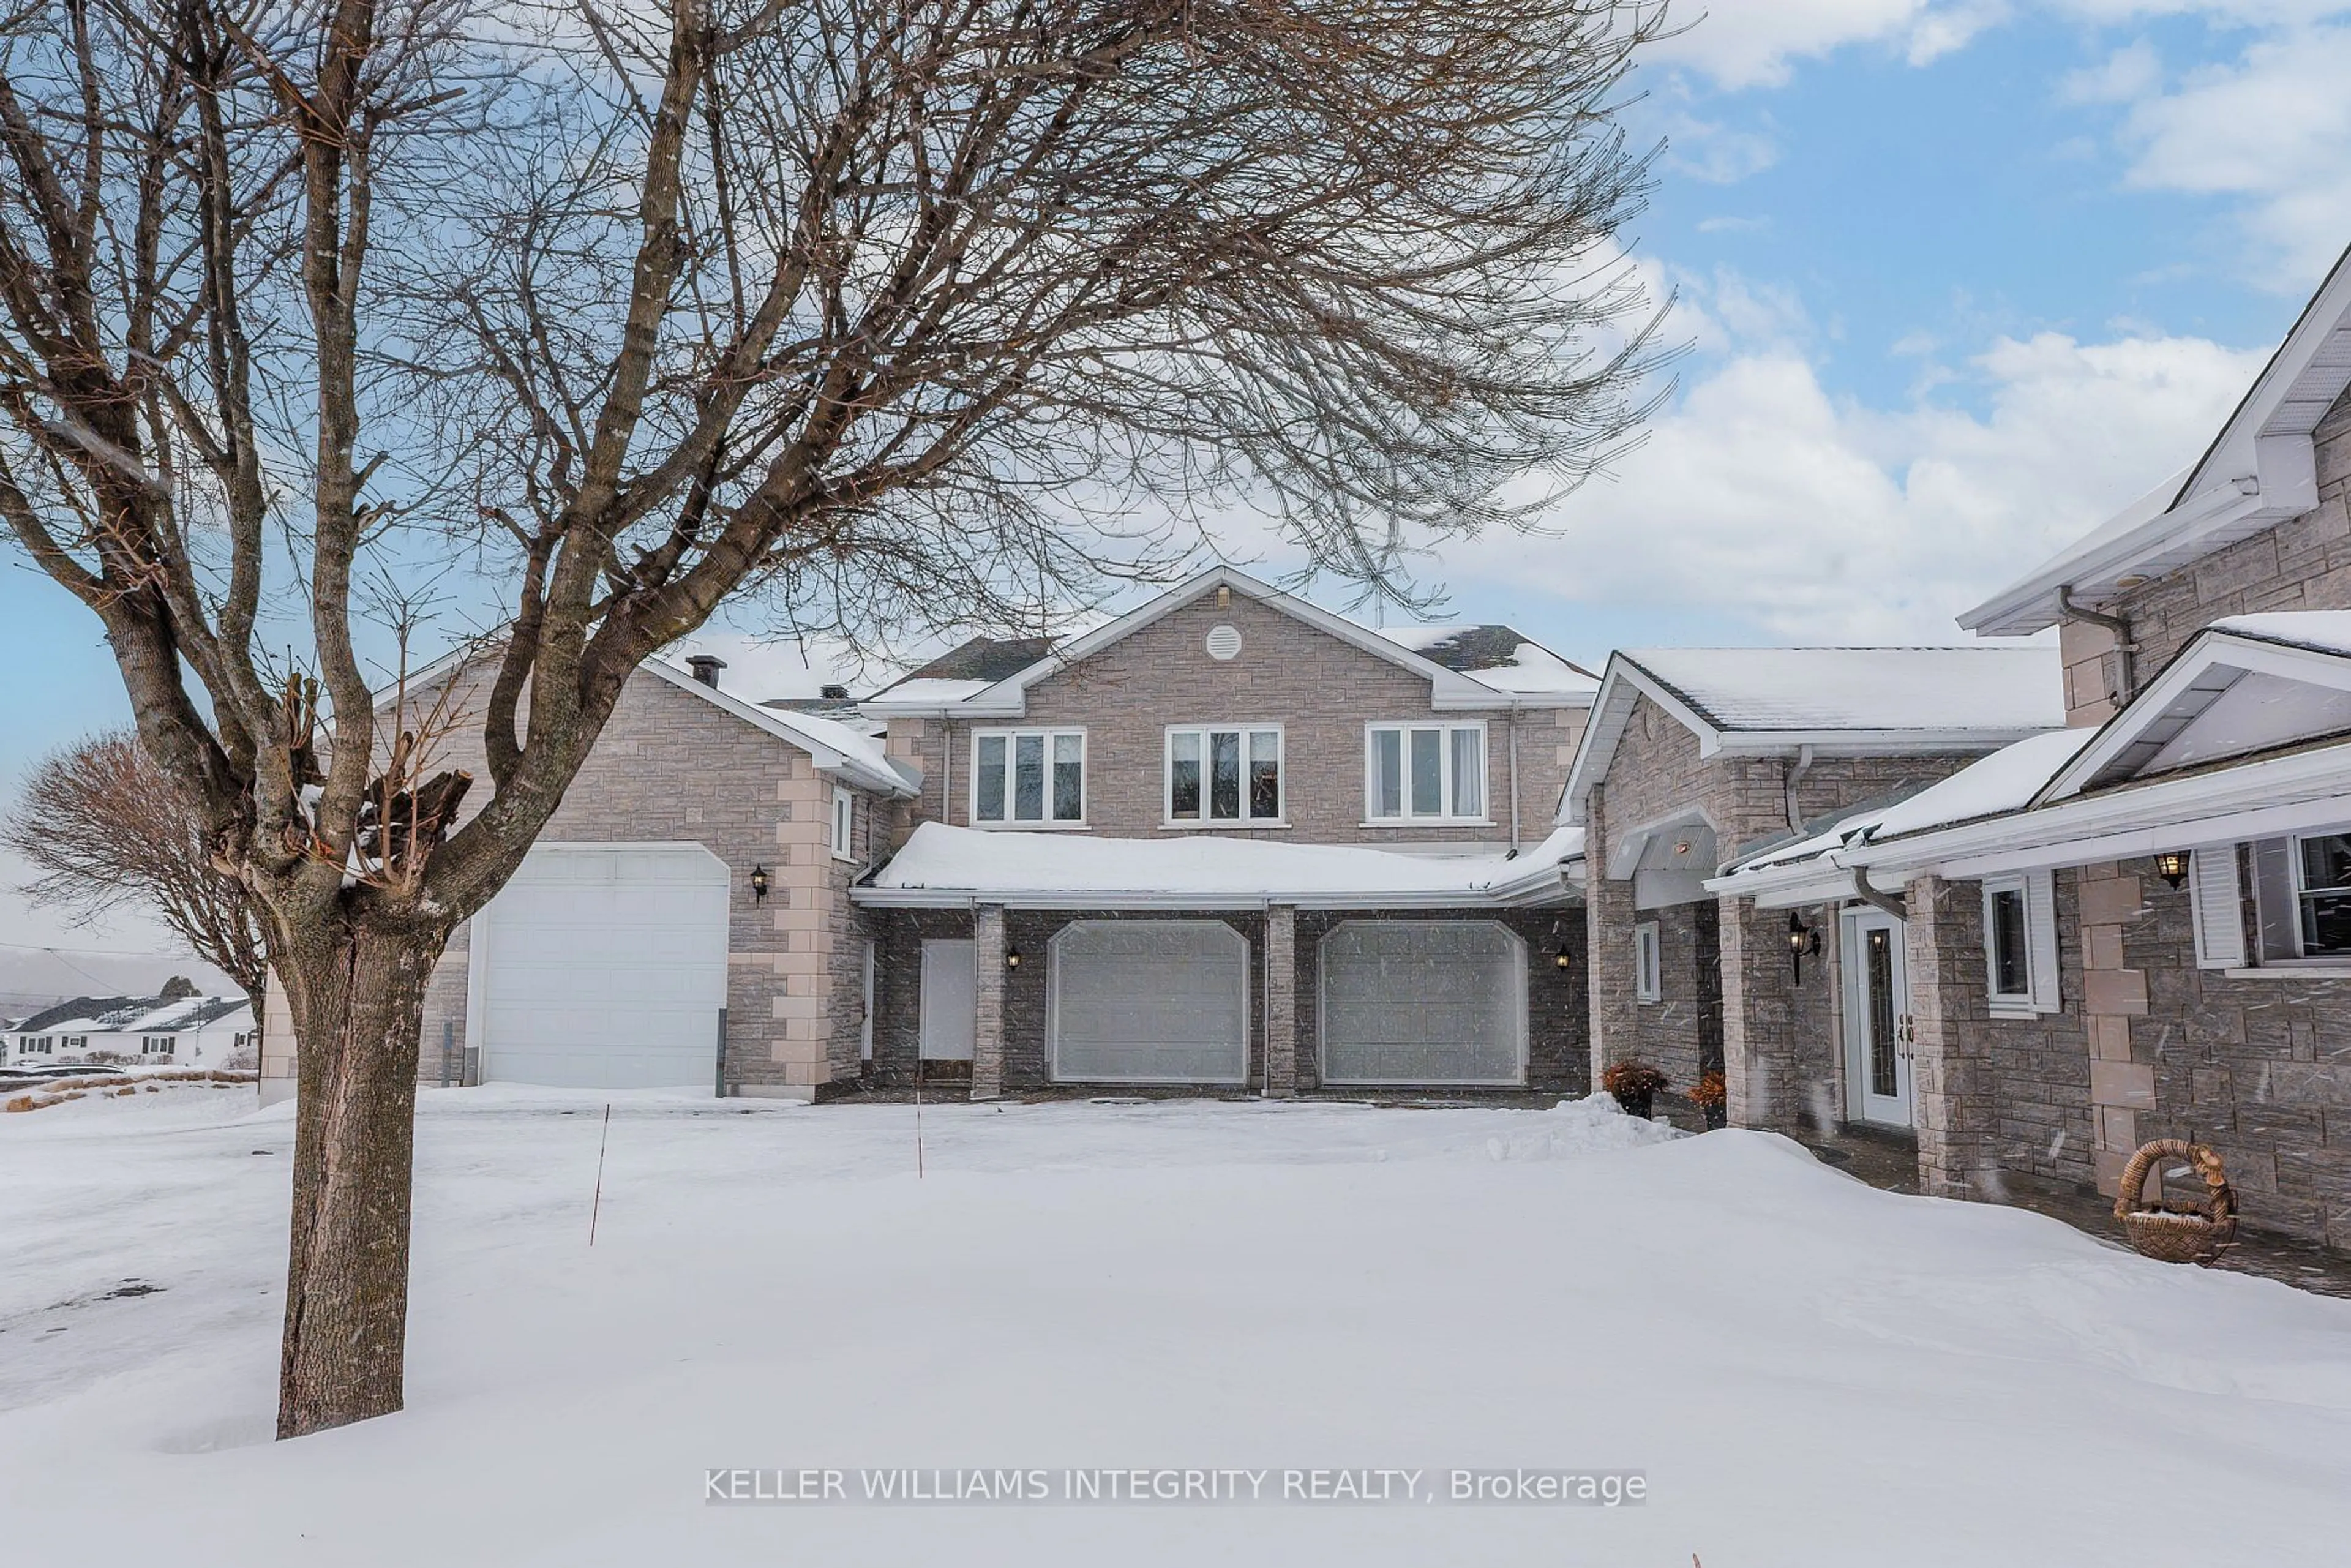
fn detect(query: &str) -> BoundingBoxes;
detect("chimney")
[820,683,850,700]
[686,655,726,688]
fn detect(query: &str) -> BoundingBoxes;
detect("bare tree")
[0,0,1668,1436]
[3,730,269,1018]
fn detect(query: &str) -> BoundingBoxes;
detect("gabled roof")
[12,994,252,1035]
[852,822,1583,910]
[1561,646,2065,823]
[1962,242,2351,636]
[860,566,1593,718]
[1371,623,1599,699]
[642,656,920,797]
[2036,612,2351,800]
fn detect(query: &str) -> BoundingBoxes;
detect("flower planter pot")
[1611,1088,1654,1120]
[1701,1103,1727,1131]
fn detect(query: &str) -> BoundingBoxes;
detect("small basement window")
[1634,921,1662,1003]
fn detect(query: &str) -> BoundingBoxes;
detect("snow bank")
[2,1089,2347,1567]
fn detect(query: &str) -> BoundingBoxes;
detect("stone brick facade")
[393,663,902,1099]
[1581,688,1987,1134]
[887,589,1587,849]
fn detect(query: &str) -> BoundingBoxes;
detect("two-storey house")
[850,566,1598,1096]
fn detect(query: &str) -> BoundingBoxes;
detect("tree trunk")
[274,917,447,1439]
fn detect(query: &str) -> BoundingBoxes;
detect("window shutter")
[2025,870,2061,1011]
[2188,846,2247,969]
[2250,837,2300,962]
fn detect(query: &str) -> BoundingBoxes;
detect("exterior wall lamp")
[749,865,770,901]
[1554,944,1574,972]
[1787,911,1820,982]
[1005,945,1022,970]
[2155,851,2189,890]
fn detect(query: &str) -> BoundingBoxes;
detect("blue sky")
[5,0,2349,958]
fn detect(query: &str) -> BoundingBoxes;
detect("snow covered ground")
[3,1085,2347,1566]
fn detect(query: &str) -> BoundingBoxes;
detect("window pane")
[1210,730,1241,820]
[976,735,1007,820]
[1169,732,1201,819]
[1014,733,1044,820]
[1990,888,2028,996]
[2303,891,2351,955]
[1372,730,1402,817]
[1052,733,1084,821]
[1248,730,1280,820]
[2301,833,2351,892]
[1450,728,1483,819]
[1409,729,1442,816]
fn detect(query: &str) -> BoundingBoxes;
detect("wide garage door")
[475,845,730,1089]
[1050,920,1248,1084]
[1321,920,1524,1086]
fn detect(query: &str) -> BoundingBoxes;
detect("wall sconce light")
[1005,945,1022,970]
[749,865,770,902]
[2155,850,2189,890]
[1787,911,1820,983]
[1554,944,1574,972]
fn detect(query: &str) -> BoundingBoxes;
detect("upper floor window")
[973,729,1085,825]
[1167,726,1283,823]
[1366,722,1486,822]
[831,787,856,860]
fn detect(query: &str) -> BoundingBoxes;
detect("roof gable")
[1962,242,2351,636]
[863,565,1553,718]
[2040,614,2351,800]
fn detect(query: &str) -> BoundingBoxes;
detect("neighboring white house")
[4,992,257,1068]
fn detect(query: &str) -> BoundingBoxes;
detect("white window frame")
[1981,870,2060,1018]
[1164,724,1286,826]
[830,786,856,861]
[1364,721,1490,825]
[1633,921,1662,1003]
[969,727,1087,828]
[141,1035,176,1057]
[2290,830,2351,961]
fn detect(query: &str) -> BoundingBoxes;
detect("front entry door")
[1840,910,1913,1127]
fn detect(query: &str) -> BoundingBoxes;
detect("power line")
[0,937,206,959]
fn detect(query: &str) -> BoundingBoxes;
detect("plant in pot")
[1601,1059,1670,1120]
[1689,1068,1728,1131]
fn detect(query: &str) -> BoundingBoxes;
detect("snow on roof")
[862,823,1583,907]
[1374,624,1598,700]
[864,677,993,707]
[1627,646,2064,733]
[12,994,252,1035]
[2211,611,2351,659]
[1724,729,2096,877]
[645,656,913,795]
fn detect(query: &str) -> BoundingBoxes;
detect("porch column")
[1905,875,1998,1201]
[1720,893,1808,1137]
[1264,905,1298,1097]
[972,902,1007,1101]
[2076,862,2153,1197]
[1584,784,1638,1086]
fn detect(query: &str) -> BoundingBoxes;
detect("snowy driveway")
[2,1085,2347,1566]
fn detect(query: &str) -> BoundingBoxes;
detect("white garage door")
[1321,920,1524,1086]
[1049,920,1248,1084]
[474,845,730,1089]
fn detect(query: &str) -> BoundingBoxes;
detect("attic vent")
[1204,624,1242,662]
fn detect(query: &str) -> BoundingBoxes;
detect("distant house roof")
[1962,240,2351,636]
[1371,624,1599,699]
[12,994,252,1035]
[906,635,1060,685]
[1561,645,2066,825]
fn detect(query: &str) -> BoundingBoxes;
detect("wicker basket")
[2113,1138,2238,1266]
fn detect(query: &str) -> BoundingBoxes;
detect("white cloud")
[1453,295,2266,643]
[1649,0,2003,90]
[1662,113,1783,184]
[2058,38,2161,104]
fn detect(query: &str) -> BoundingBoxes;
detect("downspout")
[1849,866,1907,923]
[1507,707,1522,852]
[1783,743,1815,835]
[940,717,954,825]
[2059,585,2137,708]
